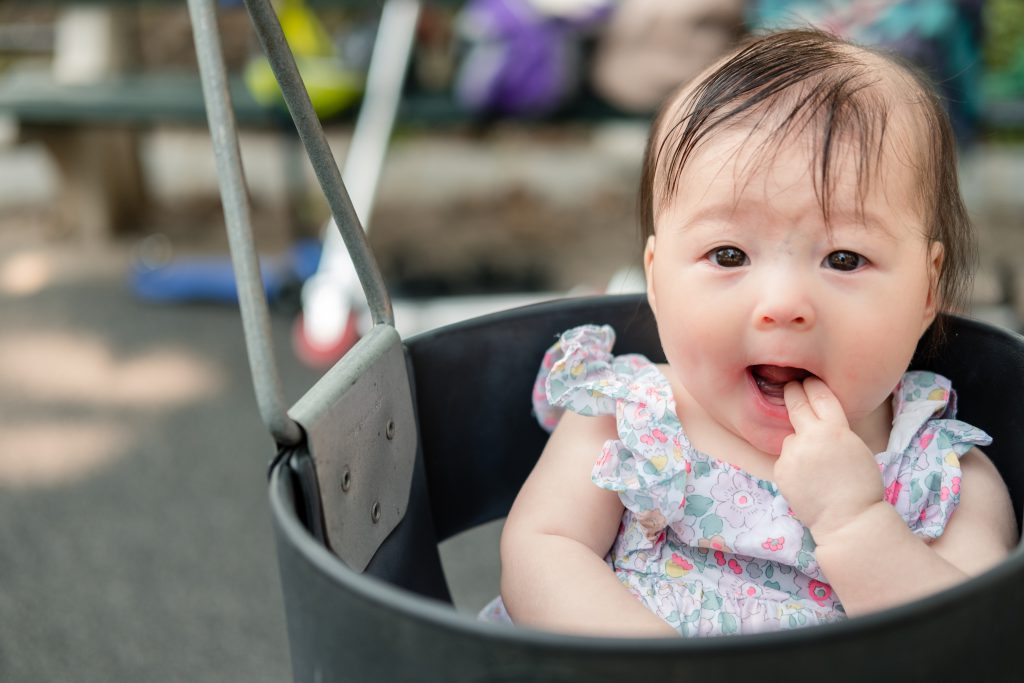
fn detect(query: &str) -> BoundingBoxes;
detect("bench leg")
[28,125,148,244]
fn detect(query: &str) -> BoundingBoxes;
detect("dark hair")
[638,29,974,333]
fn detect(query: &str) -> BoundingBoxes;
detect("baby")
[486,29,1018,637]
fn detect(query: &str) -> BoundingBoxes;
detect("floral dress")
[481,324,992,636]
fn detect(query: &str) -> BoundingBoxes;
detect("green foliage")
[985,0,1024,71]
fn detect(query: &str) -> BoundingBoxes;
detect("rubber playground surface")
[0,223,521,681]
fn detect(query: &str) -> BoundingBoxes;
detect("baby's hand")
[774,378,883,542]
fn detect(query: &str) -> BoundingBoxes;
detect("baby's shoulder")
[929,445,1018,572]
[957,447,1015,530]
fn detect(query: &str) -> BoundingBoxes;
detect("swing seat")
[269,294,1024,682]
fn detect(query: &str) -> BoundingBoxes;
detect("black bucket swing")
[187,0,1024,680]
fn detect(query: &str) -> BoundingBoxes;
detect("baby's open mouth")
[749,365,814,406]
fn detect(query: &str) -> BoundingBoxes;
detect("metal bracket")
[288,325,416,571]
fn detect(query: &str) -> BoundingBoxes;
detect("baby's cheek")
[678,309,730,346]
[833,366,899,423]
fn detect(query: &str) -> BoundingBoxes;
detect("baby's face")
[644,124,941,456]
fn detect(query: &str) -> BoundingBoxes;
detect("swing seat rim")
[269,294,1024,654]
[270,450,1024,651]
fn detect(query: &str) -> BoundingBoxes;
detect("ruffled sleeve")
[531,324,627,430]
[532,325,690,545]
[881,372,992,540]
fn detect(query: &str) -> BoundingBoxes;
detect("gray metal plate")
[288,325,416,571]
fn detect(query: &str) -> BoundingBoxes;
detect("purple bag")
[454,0,611,117]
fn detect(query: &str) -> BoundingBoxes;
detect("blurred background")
[0,1,1021,680]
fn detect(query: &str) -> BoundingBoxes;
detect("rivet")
[370,501,382,523]
[385,420,396,440]
[341,467,351,492]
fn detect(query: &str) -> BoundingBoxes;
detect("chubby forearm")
[500,532,678,637]
[777,384,1015,617]
[811,502,967,616]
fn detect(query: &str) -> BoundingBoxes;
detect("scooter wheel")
[291,310,361,368]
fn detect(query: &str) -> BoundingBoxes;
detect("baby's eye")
[709,246,749,268]
[824,250,866,272]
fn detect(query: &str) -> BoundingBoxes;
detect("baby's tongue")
[751,365,810,405]
[751,365,811,386]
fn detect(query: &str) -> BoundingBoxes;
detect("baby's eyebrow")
[676,204,742,229]
[826,209,901,240]
[674,203,903,241]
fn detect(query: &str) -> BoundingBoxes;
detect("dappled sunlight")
[0,331,225,408]
[0,245,129,296]
[0,420,129,488]
[0,330,227,488]
[0,250,53,296]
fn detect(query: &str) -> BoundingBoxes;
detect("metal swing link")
[188,0,302,447]
[242,0,395,329]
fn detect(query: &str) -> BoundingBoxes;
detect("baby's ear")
[644,235,658,316]
[923,241,944,332]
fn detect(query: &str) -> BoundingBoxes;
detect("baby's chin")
[742,425,792,459]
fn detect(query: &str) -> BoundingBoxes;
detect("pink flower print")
[808,580,833,607]
[710,472,770,528]
[884,480,903,505]
[697,536,733,553]
[727,559,743,575]
[917,503,942,532]
[639,434,655,446]
[651,428,668,443]
[742,582,762,599]
[919,432,934,450]
[951,477,961,495]
[940,486,950,502]
[761,537,785,552]
[714,550,727,566]
[665,553,694,578]
[539,415,559,431]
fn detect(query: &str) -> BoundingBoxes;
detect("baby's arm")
[777,379,1018,617]
[500,410,678,637]
[813,446,1016,616]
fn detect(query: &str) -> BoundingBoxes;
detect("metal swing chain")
[189,0,399,448]
[188,0,303,446]
[241,0,395,328]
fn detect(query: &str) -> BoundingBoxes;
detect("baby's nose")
[752,279,815,330]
